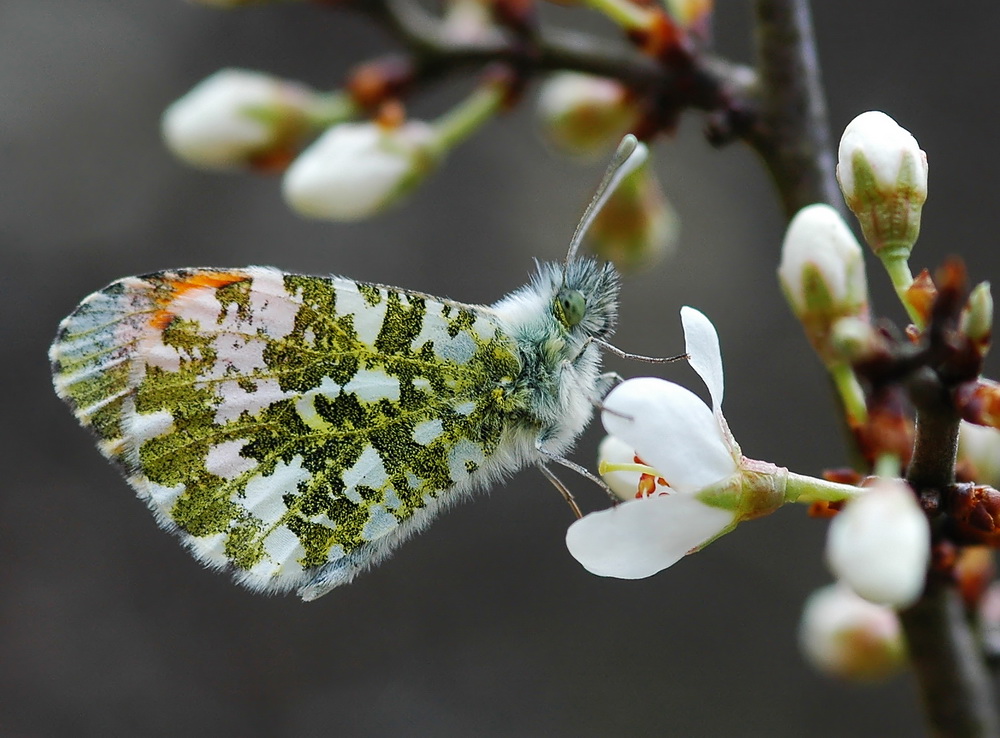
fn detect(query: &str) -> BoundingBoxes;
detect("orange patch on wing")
[150,270,248,332]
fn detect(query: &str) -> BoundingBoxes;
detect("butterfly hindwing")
[50,266,526,596]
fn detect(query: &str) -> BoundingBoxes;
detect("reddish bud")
[905,269,936,329]
[346,56,415,111]
[956,380,1000,429]
[954,546,995,609]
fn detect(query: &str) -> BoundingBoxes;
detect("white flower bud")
[959,421,1000,488]
[162,69,317,169]
[536,73,639,157]
[282,121,441,221]
[826,479,930,608]
[799,584,905,681]
[962,281,993,349]
[837,111,928,257]
[778,204,869,331]
[441,0,500,43]
[587,160,679,271]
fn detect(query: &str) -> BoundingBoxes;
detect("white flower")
[826,478,930,608]
[162,69,316,169]
[282,121,441,221]
[536,73,638,157]
[799,583,905,681]
[836,111,928,255]
[778,204,868,321]
[959,421,1000,488]
[566,308,771,579]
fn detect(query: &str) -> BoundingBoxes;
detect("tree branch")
[356,0,755,108]
[902,369,1000,737]
[746,0,842,219]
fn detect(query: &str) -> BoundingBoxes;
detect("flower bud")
[829,316,885,363]
[282,121,441,220]
[441,0,501,43]
[162,69,319,170]
[799,584,905,681]
[587,159,678,271]
[959,422,1000,488]
[954,546,995,609]
[962,281,993,354]
[826,479,930,608]
[536,73,639,157]
[778,204,869,352]
[837,111,928,259]
[665,0,713,33]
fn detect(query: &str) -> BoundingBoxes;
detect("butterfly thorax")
[491,259,620,457]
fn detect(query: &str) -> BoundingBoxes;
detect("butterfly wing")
[50,267,525,598]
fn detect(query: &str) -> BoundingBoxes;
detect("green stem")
[873,453,902,478]
[580,0,656,33]
[783,471,862,504]
[432,82,505,150]
[828,361,868,425]
[306,91,361,129]
[882,254,924,328]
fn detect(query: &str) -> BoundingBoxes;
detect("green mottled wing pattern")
[50,266,526,597]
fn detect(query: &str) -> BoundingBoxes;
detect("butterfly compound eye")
[556,289,587,328]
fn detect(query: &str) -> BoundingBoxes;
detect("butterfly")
[49,136,653,600]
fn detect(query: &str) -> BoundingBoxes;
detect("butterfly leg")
[595,371,622,397]
[538,464,583,519]
[535,441,618,504]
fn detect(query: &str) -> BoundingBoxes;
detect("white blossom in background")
[282,121,442,221]
[959,421,1000,488]
[799,584,905,681]
[778,203,869,326]
[826,478,930,608]
[441,0,503,43]
[162,69,318,169]
[536,72,639,157]
[566,308,787,579]
[836,110,928,256]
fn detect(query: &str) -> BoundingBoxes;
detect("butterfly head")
[551,258,619,341]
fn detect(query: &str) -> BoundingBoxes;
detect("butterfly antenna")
[564,134,649,267]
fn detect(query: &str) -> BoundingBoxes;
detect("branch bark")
[746,0,842,219]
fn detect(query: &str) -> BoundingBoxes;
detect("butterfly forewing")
[51,266,525,594]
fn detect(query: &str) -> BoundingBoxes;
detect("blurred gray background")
[3,2,999,736]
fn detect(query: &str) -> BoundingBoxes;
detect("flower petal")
[681,306,724,410]
[598,435,645,501]
[566,494,736,578]
[601,377,737,493]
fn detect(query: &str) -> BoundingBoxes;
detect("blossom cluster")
[562,110,999,681]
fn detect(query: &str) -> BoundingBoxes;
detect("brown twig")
[746,0,842,219]
[355,0,755,118]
